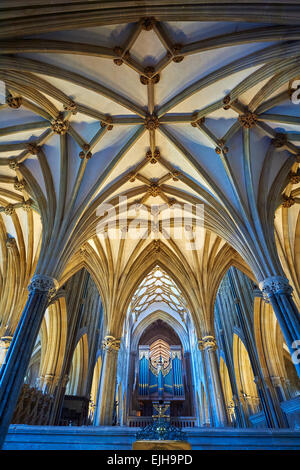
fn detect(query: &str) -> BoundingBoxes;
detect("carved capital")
[259,276,293,300]
[102,335,121,352]
[28,274,59,297]
[238,112,258,128]
[0,336,13,350]
[198,335,218,351]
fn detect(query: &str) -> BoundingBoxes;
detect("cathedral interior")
[1,0,300,451]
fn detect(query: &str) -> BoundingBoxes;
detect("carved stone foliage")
[28,274,58,298]
[102,335,121,352]
[198,335,218,351]
[259,276,293,300]
[282,195,295,208]
[238,112,258,128]
[145,114,159,130]
[7,94,22,109]
[51,114,69,135]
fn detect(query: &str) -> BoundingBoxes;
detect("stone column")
[0,336,13,368]
[198,336,228,427]
[259,276,300,378]
[96,335,121,425]
[0,274,58,448]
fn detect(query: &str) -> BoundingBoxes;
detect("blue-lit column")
[95,335,121,425]
[259,276,300,378]
[230,269,287,428]
[0,274,58,448]
[198,336,228,427]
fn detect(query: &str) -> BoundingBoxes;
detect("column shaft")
[199,336,228,427]
[95,335,120,425]
[260,277,300,378]
[0,274,56,448]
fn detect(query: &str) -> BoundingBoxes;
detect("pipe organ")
[138,345,184,399]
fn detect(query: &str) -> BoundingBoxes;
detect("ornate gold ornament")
[168,198,176,207]
[26,142,40,155]
[145,114,159,130]
[289,172,300,185]
[191,116,205,127]
[51,114,69,135]
[6,236,16,249]
[170,170,181,181]
[223,94,231,110]
[63,100,78,115]
[141,17,156,31]
[8,161,19,171]
[79,144,92,159]
[146,148,160,164]
[113,47,130,65]
[129,171,137,182]
[140,71,160,85]
[4,204,15,216]
[215,139,229,154]
[22,200,32,212]
[282,195,295,208]
[100,117,113,130]
[172,44,184,63]
[14,181,25,191]
[148,182,160,197]
[7,94,22,109]
[238,112,258,128]
[153,239,161,253]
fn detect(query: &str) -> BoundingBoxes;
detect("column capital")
[198,335,218,351]
[259,276,292,300]
[28,274,59,297]
[0,336,13,349]
[102,335,121,352]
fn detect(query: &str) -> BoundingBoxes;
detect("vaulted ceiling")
[0,2,300,336]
